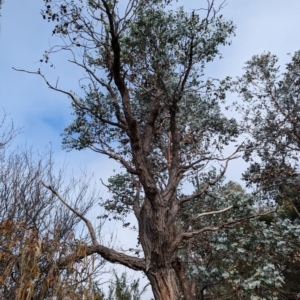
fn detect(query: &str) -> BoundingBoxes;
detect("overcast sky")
[1,0,300,297]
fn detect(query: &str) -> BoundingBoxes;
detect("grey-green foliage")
[99,172,138,225]
[189,218,299,299]
[232,51,300,298]
[61,1,238,232]
[235,52,300,163]
[62,2,238,181]
[235,51,300,190]
[94,272,150,300]
[179,179,300,299]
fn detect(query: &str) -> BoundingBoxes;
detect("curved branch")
[183,210,275,239]
[170,210,275,254]
[13,67,126,131]
[42,181,146,271]
[179,159,230,205]
[41,181,99,246]
[179,205,234,241]
[57,243,146,271]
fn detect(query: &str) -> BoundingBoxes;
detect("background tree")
[175,179,299,299]
[0,117,106,299]
[16,0,300,299]
[235,51,300,299]
[95,271,151,300]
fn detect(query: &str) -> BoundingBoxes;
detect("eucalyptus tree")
[16,0,289,299]
[235,51,300,218]
[234,51,300,299]
[175,179,300,299]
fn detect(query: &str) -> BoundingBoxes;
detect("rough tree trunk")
[147,268,183,300]
[139,197,194,300]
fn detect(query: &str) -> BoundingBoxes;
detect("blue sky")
[1,0,300,175]
[1,0,300,297]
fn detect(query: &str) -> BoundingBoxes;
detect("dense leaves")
[177,180,300,299]
[60,1,238,185]
[234,51,300,299]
